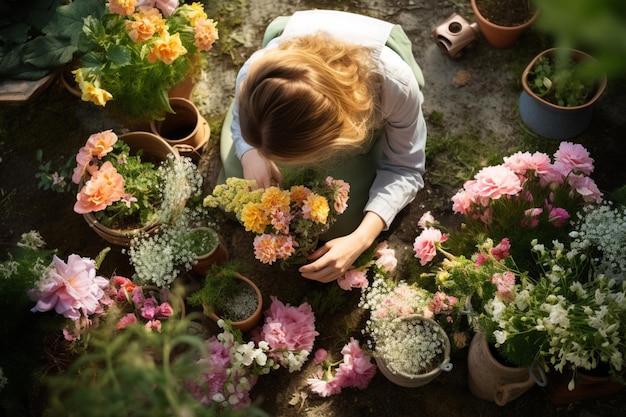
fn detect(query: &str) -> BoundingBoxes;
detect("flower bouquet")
[448,141,602,275]
[204,174,350,266]
[358,266,456,385]
[72,129,203,245]
[72,0,218,120]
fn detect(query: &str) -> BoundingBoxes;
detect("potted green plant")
[70,0,219,121]
[471,0,538,48]
[188,262,263,333]
[519,47,607,139]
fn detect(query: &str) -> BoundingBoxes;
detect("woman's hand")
[241,148,282,188]
[299,212,385,283]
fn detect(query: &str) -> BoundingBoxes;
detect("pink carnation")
[491,238,511,260]
[553,141,594,176]
[567,174,603,202]
[253,297,318,364]
[413,227,447,266]
[490,271,516,301]
[472,165,523,201]
[374,240,397,273]
[503,151,551,177]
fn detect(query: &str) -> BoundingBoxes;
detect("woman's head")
[238,33,382,165]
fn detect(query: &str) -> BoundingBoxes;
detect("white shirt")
[230,10,426,229]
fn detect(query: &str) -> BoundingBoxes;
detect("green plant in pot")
[519,47,607,139]
[188,261,262,333]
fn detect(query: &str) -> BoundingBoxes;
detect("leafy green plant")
[43,312,268,417]
[188,260,255,319]
[527,55,596,107]
[0,0,103,80]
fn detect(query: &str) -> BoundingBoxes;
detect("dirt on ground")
[1,1,625,417]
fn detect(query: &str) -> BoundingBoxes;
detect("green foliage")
[0,0,103,80]
[35,149,75,193]
[187,260,249,314]
[43,313,267,417]
[527,55,596,107]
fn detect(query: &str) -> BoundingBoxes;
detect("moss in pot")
[187,261,262,332]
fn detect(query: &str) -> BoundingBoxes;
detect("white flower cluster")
[16,230,46,250]
[129,211,207,288]
[155,155,204,224]
[377,318,445,375]
[359,273,444,375]
[570,201,626,282]
[488,239,626,385]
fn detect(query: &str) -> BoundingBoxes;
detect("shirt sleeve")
[364,46,426,229]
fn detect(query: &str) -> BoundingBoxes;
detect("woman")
[220,10,427,283]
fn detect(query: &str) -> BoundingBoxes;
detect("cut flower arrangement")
[358,246,457,378]
[72,129,203,233]
[204,174,350,266]
[412,142,626,390]
[71,0,219,120]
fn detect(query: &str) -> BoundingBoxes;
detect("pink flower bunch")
[451,142,602,224]
[110,276,174,332]
[307,338,377,397]
[338,240,397,290]
[187,320,272,410]
[28,254,111,341]
[251,296,319,372]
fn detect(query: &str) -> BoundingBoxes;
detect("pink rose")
[74,161,126,213]
[374,241,397,273]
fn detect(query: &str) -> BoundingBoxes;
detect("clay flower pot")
[150,97,210,160]
[204,274,263,333]
[467,332,546,405]
[190,227,229,275]
[471,0,538,48]
[82,132,178,247]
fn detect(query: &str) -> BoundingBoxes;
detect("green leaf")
[22,36,76,69]
[107,44,132,66]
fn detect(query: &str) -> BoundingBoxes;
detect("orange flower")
[241,203,269,234]
[108,0,137,16]
[302,195,330,224]
[74,162,126,214]
[86,130,118,159]
[261,187,291,211]
[193,18,218,51]
[125,7,166,42]
[289,185,312,206]
[147,32,187,64]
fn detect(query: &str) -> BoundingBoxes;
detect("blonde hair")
[238,32,383,164]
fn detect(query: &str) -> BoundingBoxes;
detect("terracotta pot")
[190,227,229,275]
[546,367,626,406]
[519,48,607,139]
[375,316,453,388]
[150,97,210,160]
[60,64,81,98]
[467,332,545,405]
[168,77,195,100]
[82,132,178,247]
[471,0,538,48]
[205,274,263,333]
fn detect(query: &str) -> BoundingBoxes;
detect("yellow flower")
[261,187,291,211]
[304,194,330,224]
[179,2,208,26]
[81,82,113,107]
[147,32,187,65]
[241,203,269,234]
